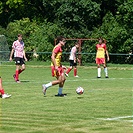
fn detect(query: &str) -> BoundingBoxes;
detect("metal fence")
[0,51,133,64]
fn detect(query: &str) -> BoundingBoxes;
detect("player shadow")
[20,80,30,83]
[77,96,84,99]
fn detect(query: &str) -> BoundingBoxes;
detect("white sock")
[44,82,52,89]
[98,68,101,77]
[104,67,108,76]
[58,87,63,95]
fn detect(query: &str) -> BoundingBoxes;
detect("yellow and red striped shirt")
[96,43,107,58]
[51,45,62,67]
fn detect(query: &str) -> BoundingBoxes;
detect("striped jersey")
[12,40,24,58]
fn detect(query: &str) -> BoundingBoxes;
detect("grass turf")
[0,61,132,133]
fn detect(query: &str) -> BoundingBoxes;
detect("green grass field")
[0,61,133,133]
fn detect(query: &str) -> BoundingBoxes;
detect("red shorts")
[96,58,105,64]
[51,66,64,77]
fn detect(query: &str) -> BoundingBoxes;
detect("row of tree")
[0,0,133,63]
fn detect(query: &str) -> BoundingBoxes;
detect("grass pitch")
[0,61,132,133]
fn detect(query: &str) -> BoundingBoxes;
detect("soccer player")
[65,42,79,77]
[0,77,11,99]
[9,34,27,83]
[42,36,67,97]
[96,37,109,78]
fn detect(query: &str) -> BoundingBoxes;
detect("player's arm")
[9,48,14,61]
[105,50,109,61]
[23,50,27,61]
[51,52,58,70]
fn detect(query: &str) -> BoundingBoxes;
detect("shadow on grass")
[21,80,30,83]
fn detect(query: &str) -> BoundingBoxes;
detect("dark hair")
[18,34,22,37]
[98,37,103,41]
[56,36,65,43]
[75,42,79,46]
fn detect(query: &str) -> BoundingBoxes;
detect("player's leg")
[96,58,101,78]
[14,64,21,82]
[19,59,26,74]
[73,62,78,77]
[13,57,21,82]
[42,66,65,95]
[0,77,11,98]
[42,75,65,96]
[97,64,101,78]
[0,77,4,95]
[57,74,66,96]
[65,60,73,77]
[19,64,26,74]
[103,63,109,78]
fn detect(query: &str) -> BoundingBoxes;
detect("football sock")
[66,68,72,74]
[45,82,52,89]
[15,70,19,80]
[58,87,63,95]
[98,68,101,77]
[104,67,108,76]
[74,68,77,76]
[0,89,5,95]
[18,69,23,74]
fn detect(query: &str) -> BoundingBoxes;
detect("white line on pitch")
[98,116,133,121]
[3,77,133,84]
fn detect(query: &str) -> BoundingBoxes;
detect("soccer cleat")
[74,75,79,77]
[2,94,11,99]
[13,74,17,81]
[65,73,69,77]
[16,80,21,83]
[42,84,47,95]
[13,74,20,83]
[97,76,101,78]
[55,93,67,97]
[105,76,109,78]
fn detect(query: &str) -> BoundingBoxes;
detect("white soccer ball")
[76,87,84,95]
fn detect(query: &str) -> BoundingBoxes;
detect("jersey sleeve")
[53,46,61,54]
[12,41,16,49]
[103,43,107,50]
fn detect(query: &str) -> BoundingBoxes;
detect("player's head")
[18,34,22,41]
[98,37,103,44]
[56,36,66,46]
[75,42,79,48]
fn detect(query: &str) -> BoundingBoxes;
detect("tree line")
[0,0,132,63]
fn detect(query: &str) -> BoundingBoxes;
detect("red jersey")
[51,45,62,67]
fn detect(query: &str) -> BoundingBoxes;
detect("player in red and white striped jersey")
[9,34,27,83]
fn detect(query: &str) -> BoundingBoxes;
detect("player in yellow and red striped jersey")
[42,36,67,97]
[96,37,109,78]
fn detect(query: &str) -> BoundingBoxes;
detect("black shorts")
[14,57,25,65]
[69,60,77,66]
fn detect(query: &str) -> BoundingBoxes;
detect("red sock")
[0,78,4,95]
[74,68,77,76]
[15,70,19,80]
[66,68,72,74]
[0,78,2,85]
[19,69,23,74]
[0,89,5,95]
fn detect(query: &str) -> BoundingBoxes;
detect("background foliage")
[0,0,132,62]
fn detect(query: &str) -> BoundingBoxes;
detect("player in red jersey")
[9,34,27,83]
[42,36,67,97]
[0,77,11,99]
[65,42,79,77]
[96,37,109,78]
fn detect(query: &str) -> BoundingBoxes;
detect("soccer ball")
[76,87,84,95]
